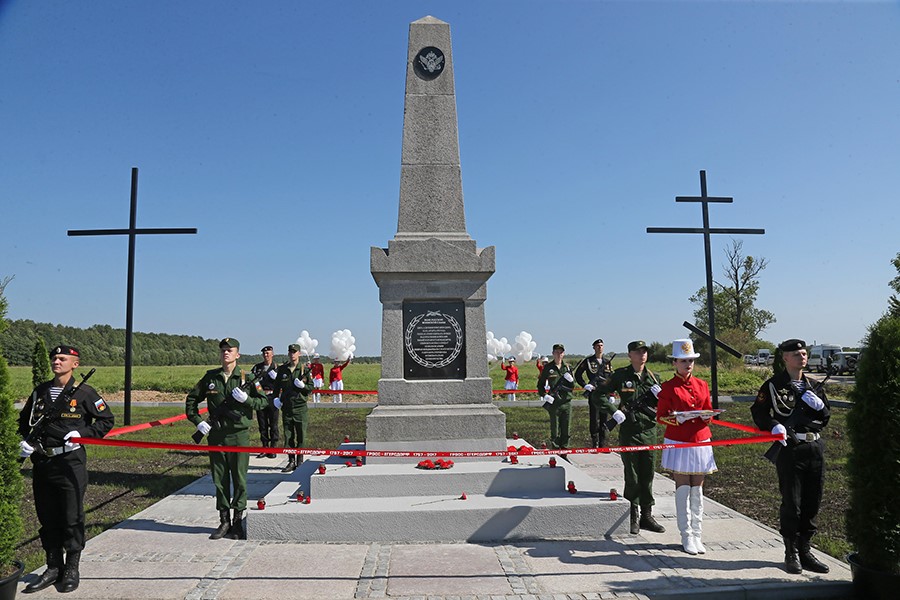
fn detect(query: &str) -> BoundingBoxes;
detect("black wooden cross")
[68,167,197,425]
[647,170,764,408]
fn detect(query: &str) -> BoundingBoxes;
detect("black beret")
[778,339,806,352]
[49,345,80,358]
[261,345,274,352]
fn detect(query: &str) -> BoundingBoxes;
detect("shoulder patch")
[94,397,107,411]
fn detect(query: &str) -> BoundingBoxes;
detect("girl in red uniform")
[329,357,351,403]
[500,356,519,401]
[656,338,717,555]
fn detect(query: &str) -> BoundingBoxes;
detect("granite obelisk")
[368,16,506,462]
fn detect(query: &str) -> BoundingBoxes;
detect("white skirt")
[661,437,718,475]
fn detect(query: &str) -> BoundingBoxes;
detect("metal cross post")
[68,167,197,425]
[647,170,764,408]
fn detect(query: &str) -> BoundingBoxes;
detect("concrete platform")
[17,448,854,600]
[244,440,630,541]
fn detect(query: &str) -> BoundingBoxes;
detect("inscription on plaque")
[403,300,466,379]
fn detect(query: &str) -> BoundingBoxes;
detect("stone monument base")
[365,403,506,464]
[246,441,631,543]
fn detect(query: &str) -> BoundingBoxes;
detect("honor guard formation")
[17,333,834,594]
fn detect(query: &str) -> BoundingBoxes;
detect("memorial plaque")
[403,300,466,379]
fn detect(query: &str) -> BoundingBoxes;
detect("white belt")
[792,431,820,442]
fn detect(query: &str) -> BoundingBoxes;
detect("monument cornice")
[370,238,495,279]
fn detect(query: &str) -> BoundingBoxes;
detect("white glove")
[675,413,689,424]
[267,369,277,380]
[607,396,618,405]
[801,390,825,411]
[294,378,305,389]
[584,383,595,393]
[19,440,34,458]
[772,423,787,446]
[542,394,555,405]
[650,384,662,398]
[196,421,212,436]
[273,397,282,409]
[612,410,626,424]
[563,372,574,383]
[63,431,82,451]
[231,388,249,403]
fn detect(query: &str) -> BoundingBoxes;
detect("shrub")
[0,350,24,575]
[846,314,900,574]
[32,338,51,388]
[0,280,24,576]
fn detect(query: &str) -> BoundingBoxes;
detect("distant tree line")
[0,319,383,366]
[0,320,222,366]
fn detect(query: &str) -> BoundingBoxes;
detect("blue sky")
[1,0,898,358]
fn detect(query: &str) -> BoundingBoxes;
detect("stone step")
[243,442,630,542]
[246,490,630,542]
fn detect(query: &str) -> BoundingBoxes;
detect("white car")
[830,351,859,375]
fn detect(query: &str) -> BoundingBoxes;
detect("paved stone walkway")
[17,449,854,600]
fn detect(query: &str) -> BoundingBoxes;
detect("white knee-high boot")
[690,485,705,554]
[676,485,697,555]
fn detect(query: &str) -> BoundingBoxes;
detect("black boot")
[783,536,802,574]
[629,505,640,534]
[798,537,830,573]
[210,509,231,540]
[57,550,80,593]
[281,455,296,473]
[639,505,666,533]
[227,510,246,540]
[590,434,599,448]
[23,548,63,593]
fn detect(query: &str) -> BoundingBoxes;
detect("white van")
[807,344,842,373]
[756,349,773,366]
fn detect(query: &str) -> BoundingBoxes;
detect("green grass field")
[9,358,775,401]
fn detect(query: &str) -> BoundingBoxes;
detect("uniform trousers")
[32,449,88,552]
[255,396,280,447]
[587,396,609,447]
[208,429,250,511]
[621,446,656,507]
[775,438,825,540]
[281,400,308,449]
[547,401,572,449]
[312,378,323,402]
[330,380,344,402]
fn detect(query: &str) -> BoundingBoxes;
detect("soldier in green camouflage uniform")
[598,340,665,534]
[536,343,576,449]
[186,338,268,540]
[273,343,313,473]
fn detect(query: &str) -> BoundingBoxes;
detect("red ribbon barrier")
[72,430,783,457]
[106,407,207,438]
[711,419,765,434]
